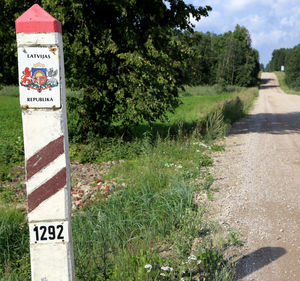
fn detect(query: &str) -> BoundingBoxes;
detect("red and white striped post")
[15,4,75,280]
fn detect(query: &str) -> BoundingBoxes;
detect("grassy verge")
[0,96,23,182]
[70,86,258,163]
[274,71,300,95]
[0,84,258,280]
[73,138,236,280]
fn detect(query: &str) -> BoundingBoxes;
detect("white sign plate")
[18,46,61,108]
[29,221,69,244]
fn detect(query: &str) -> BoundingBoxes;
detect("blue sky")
[185,0,300,66]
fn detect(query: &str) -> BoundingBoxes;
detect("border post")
[15,4,75,280]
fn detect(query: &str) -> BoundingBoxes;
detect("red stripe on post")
[15,4,62,34]
[26,136,64,180]
[28,167,66,212]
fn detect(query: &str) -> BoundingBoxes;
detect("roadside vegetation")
[273,71,300,95]
[1,1,260,279]
[266,46,300,91]
[0,84,257,280]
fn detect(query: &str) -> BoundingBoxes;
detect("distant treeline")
[0,1,259,138]
[181,25,260,87]
[266,46,300,89]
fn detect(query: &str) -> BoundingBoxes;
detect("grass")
[274,71,300,95]
[69,85,258,164]
[0,86,18,97]
[0,207,30,280]
[180,84,244,97]
[0,96,23,181]
[0,84,258,280]
[72,137,236,280]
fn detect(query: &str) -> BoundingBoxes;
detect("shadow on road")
[259,84,279,90]
[236,247,287,280]
[230,112,300,135]
[259,78,278,90]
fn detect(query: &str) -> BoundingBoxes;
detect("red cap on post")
[15,4,62,34]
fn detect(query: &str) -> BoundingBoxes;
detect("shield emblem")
[32,68,47,85]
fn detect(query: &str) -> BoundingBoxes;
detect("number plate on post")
[29,221,69,244]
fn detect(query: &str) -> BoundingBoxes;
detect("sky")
[185,0,300,66]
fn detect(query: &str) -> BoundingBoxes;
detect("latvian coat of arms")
[20,62,58,93]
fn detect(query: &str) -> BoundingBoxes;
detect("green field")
[0,96,22,140]
[0,96,23,181]
[0,85,257,280]
[173,94,233,122]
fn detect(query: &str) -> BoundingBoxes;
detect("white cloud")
[252,30,287,47]
[226,0,254,11]
[184,0,300,64]
[191,10,225,31]
[236,14,266,31]
[280,17,295,28]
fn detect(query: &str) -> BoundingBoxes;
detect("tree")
[0,1,211,137]
[285,45,300,89]
[180,31,219,85]
[266,48,289,72]
[177,26,259,87]
[216,25,259,86]
[40,0,212,137]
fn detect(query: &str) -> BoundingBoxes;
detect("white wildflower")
[193,142,211,149]
[144,264,152,273]
[199,143,208,148]
[160,273,166,276]
[188,255,197,261]
[161,266,174,272]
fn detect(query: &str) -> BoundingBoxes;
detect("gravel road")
[210,72,300,280]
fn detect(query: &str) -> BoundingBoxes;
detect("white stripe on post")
[15,4,75,280]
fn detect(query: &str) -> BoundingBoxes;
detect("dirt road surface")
[211,72,300,280]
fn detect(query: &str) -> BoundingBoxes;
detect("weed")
[211,145,225,152]
[226,231,242,247]
[197,246,234,280]
[0,208,30,279]
[204,108,227,141]
[173,208,205,258]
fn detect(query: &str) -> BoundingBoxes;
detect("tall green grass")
[0,96,23,181]
[274,71,300,95]
[0,84,257,280]
[180,84,243,97]
[72,136,235,280]
[0,208,30,280]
